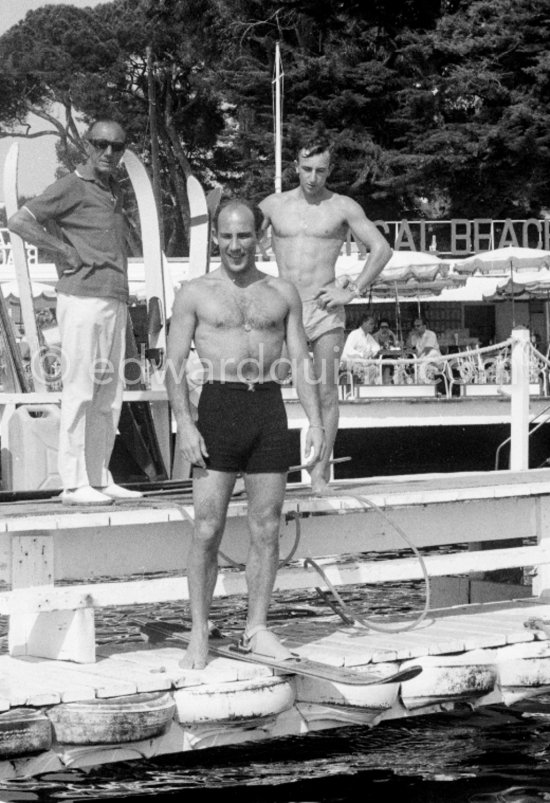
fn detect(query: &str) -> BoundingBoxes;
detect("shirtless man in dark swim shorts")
[260,132,392,494]
[166,198,326,669]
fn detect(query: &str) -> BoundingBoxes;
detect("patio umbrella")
[453,246,550,275]
[336,250,449,281]
[483,273,550,336]
[339,250,455,301]
[0,280,57,310]
[371,276,467,299]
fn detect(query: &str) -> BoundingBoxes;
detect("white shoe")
[61,486,113,506]
[98,484,143,500]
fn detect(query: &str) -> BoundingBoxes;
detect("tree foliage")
[0,0,549,251]
[0,0,226,254]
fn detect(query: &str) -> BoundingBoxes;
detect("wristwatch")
[348,282,366,299]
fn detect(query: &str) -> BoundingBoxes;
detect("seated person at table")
[374,318,399,384]
[407,317,445,392]
[341,314,380,384]
[374,318,399,350]
[407,317,442,360]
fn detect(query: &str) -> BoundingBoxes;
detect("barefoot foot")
[243,625,293,661]
[178,631,209,669]
[310,479,336,497]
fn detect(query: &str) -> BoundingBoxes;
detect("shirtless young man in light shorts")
[260,133,392,494]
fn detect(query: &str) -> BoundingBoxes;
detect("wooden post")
[510,326,530,471]
[8,535,96,663]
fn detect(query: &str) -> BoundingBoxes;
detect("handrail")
[340,339,516,397]
[494,342,550,469]
[494,401,550,470]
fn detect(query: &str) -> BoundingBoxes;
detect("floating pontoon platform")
[0,468,550,776]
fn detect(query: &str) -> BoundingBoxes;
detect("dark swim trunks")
[197,380,290,474]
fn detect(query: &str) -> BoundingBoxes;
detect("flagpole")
[273,41,283,193]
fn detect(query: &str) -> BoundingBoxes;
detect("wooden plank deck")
[281,600,550,665]
[1,467,550,533]
[0,600,548,710]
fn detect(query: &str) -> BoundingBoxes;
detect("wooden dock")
[0,464,550,775]
[1,597,550,777]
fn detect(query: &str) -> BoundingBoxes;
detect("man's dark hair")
[378,317,391,327]
[213,197,265,234]
[296,131,333,161]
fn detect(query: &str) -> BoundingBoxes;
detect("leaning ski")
[136,619,422,686]
[122,149,169,381]
[3,142,48,391]
[205,186,222,273]
[122,149,172,476]
[187,175,210,280]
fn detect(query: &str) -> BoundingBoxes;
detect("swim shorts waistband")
[205,379,282,392]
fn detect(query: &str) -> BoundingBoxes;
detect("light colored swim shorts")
[302,299,346,343]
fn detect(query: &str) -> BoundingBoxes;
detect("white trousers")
[56,293,127,490]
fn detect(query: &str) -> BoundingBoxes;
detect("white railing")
[338,338,549,400]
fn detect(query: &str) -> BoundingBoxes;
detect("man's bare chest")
[200,286,286,332]
[272,203,347,239]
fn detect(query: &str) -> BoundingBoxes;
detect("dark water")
[0,583,549,803]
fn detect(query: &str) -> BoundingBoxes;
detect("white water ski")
[187,175,210,280]
[137,619,423,686]
[3,143,47,391]
[205,186,222,272]
[122,149,171,475]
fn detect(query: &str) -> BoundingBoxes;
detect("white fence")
[338,337,548,400]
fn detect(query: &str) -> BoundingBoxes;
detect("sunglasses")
[89,138,126,154]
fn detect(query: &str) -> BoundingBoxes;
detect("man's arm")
[258,196,275,254]
[419,331,441,357]
[281,282,326,465]
[8,208,82,272]
[346,198,393,293]
[316,198,392,309]
[165,283,209,469]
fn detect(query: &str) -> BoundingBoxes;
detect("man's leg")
[86,298,127,488]
[310,330,344,494]
[56,294,98,490]
[180,467,237,669]
[242,471,290,659]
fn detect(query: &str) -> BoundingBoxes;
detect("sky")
[0,0,107,204]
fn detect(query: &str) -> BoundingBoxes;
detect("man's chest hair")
[200,284,287,330]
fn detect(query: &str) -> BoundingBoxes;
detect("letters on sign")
[370,219,550,255]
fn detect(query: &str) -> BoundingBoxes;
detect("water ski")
[205,186,222,272]
[187,175,210,279]
[122,149,172,476]
[135,619,422,686]
[3,142,48,392]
